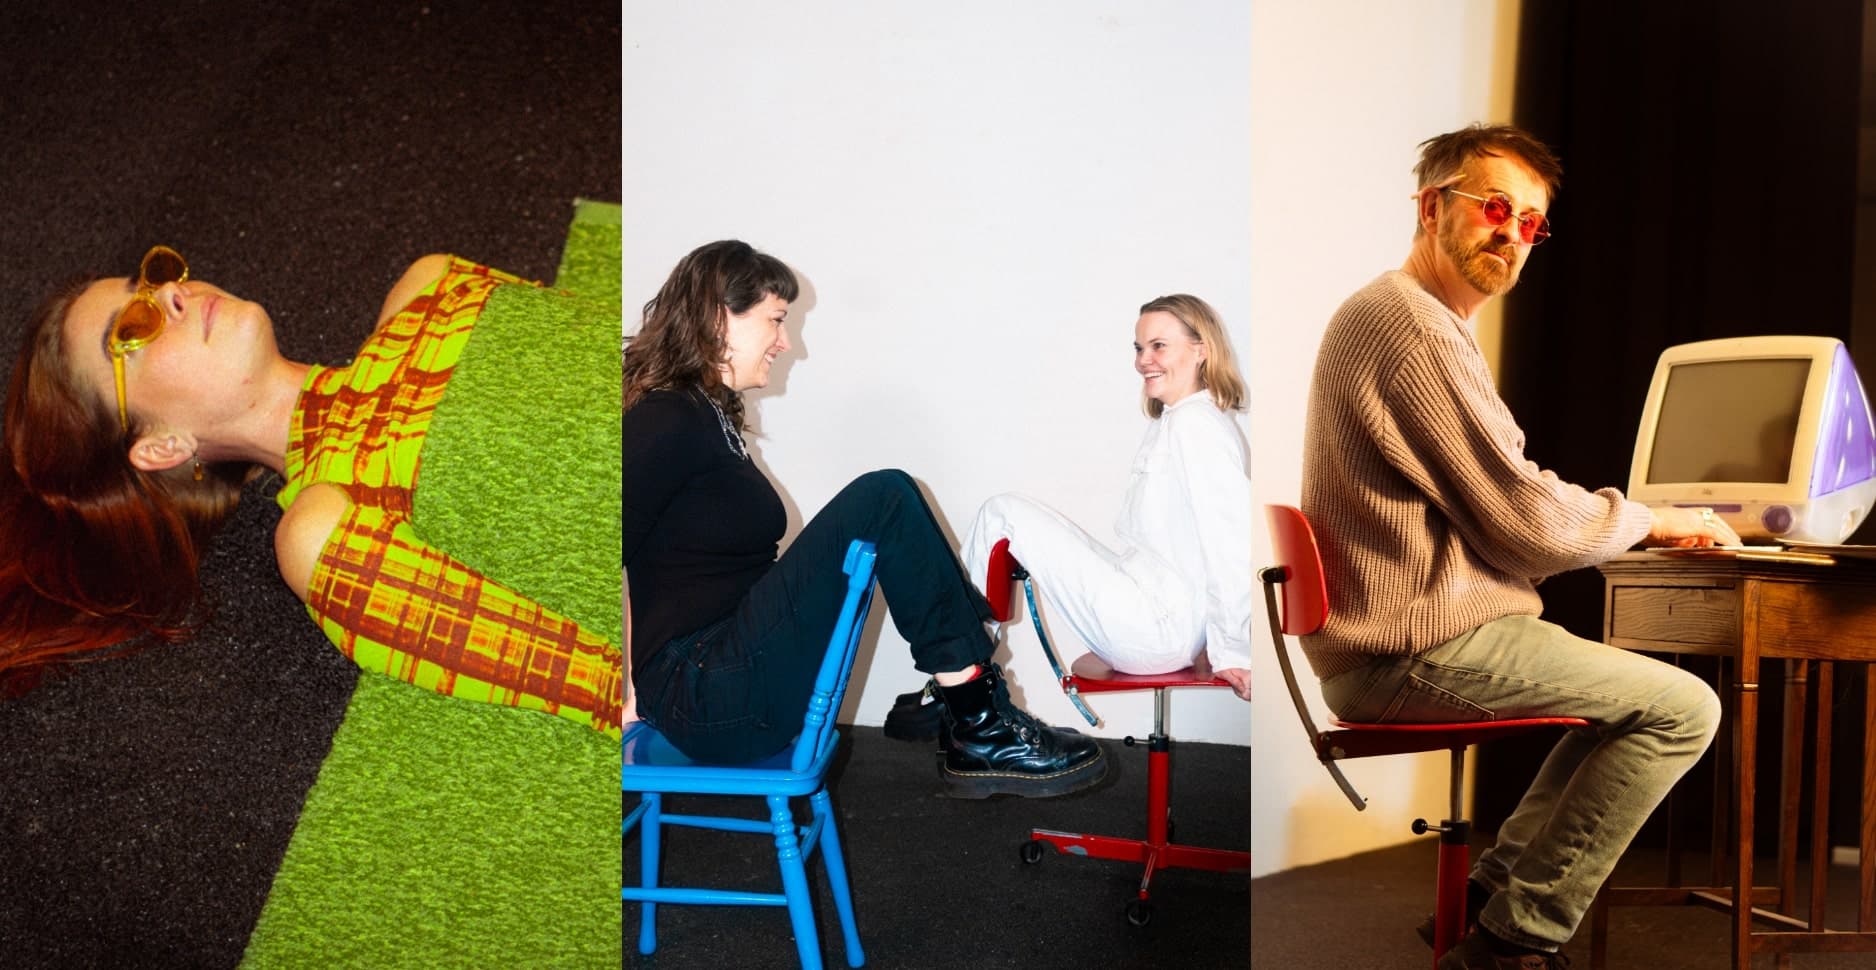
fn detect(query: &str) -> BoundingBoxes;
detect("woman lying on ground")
[621,239,1105,797]
[887,295,1251,739]
[0,246,622,734]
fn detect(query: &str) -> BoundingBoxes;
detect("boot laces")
[987,667,1048,744]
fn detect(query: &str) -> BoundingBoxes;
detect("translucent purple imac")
[1628,336,1876,545]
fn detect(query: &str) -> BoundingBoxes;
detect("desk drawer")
[1609,586,1736,645]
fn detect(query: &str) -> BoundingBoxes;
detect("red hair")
[0,276,248,696]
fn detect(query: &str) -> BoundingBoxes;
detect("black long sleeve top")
[621,387,786,668]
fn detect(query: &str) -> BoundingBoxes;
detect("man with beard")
[1298,124,1736,969]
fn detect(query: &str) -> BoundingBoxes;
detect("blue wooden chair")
[622,539,879,970]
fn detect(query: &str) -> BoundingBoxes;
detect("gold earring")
[192,456,204,482]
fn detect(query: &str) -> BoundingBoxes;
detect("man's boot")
[931,663,1106,798]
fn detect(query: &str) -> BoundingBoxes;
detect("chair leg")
[1146,733,1171,847]
[812,788,865,968]
[1023,699,1249,918]
[638,792,662,956]
[771,794,825,970]
[1431,747,1469,964]
[1433,822,1470,962]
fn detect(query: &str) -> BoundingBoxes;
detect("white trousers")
[960,493,1205,675]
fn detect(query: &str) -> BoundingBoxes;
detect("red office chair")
[984,539,1251,927]
[1260,505,1590,964]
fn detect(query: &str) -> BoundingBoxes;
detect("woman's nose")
[156,281,189,319]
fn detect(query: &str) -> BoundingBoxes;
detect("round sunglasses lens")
[113,299,163,345]
[140,248,187,285]
[1480,195,1513,227]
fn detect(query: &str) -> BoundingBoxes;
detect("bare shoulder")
[376,253,454,326]
[274,482,353,600]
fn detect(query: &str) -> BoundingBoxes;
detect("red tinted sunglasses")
[1445,188,1551,245]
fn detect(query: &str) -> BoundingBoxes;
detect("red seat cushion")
[1066,652,1229,693]
[1318,717,1591,761]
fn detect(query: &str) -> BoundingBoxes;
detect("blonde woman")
[896,295,1250,738]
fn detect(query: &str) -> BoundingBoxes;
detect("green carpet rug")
[240,202,623,970]
[554,198,622,310]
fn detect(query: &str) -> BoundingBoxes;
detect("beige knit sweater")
[1298,271,1654,680]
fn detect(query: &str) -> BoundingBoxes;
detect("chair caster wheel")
[1020,840,1045,864]
[1125,898,1153,926]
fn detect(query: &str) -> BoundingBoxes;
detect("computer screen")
[1645,358,1809,485]
[1628,336,1876,544]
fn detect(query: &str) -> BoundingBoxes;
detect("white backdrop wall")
[1249,0,1521,876]
[624,2,1252,745]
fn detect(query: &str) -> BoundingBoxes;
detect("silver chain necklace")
[701,391,749,460]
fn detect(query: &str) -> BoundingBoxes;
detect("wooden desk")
[1594,551,1876,968]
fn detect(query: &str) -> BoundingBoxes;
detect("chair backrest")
[1259,505,1335,753]
[1263,504,1330,635]
[790,539,880,775]
[983,538,1020,623]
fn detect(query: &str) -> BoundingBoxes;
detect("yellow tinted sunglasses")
[109,245,189,433]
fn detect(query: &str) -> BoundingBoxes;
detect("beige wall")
[1250,0,1522,876]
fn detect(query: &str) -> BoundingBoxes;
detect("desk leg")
[1770,660,1812,970]
[1715,659,1735,888]
[1733,637,1760,970]
[1665,655,1686,889]
[1589,889,1609,970]
[1779,660,1805,918]
[1808,662,1834,936]
[1862,665,1875,933]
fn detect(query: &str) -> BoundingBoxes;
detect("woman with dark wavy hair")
[1,247,622,734]
[623,239,1105,797]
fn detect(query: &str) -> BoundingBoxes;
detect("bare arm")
[277,483,624,736]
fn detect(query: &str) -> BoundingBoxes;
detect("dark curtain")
[1472,0,1869,850]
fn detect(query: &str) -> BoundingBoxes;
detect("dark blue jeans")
[636,469,992,764]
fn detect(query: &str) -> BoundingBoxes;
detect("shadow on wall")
[1277,753,1460,871]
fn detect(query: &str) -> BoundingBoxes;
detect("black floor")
[625,726,1251,970]
[0,5,617,967]
[1253,838,1873,968]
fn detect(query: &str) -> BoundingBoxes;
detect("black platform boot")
[931,663,1106,798]
[883,684,942,742]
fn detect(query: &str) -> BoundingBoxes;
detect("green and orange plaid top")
[277,258,622,737]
